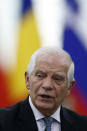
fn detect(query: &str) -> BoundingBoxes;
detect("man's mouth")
[38,94,54,101]
[40,95,52,98]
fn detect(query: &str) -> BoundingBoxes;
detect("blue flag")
[63,0,87,115]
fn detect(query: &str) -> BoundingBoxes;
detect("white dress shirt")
[29,96,61,131]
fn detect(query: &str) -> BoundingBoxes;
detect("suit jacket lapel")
[15,97,38,131]
[15,97,80,131]
[60,107,78,131]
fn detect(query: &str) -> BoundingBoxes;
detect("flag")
[1,0,87,116]
[11,0,41,103]
[0,0,41,107]
[63,0,87,115]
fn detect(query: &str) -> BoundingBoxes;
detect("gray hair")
[67,62,75,87]
[27,46,75,88]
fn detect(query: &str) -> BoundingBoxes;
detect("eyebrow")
[35,69,46,73]
[54,73,65,77]
[35,70,65,76]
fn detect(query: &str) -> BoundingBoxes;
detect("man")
[0,46,87,131]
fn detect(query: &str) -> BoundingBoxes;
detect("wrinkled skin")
[25,54,74,116]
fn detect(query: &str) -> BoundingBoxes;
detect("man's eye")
[55,78,62,81]
[36,74,44,78]
[37,74,42,77]
[53,76,66,85]
[53,76,65,84]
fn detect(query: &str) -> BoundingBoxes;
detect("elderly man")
[0,46,87,131]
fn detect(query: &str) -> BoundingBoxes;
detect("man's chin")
[35,100,54,111]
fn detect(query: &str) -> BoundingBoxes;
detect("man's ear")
[67,80,76,95]
[25,71,30,90]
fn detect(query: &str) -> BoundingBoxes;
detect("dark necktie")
[43,117,54,131]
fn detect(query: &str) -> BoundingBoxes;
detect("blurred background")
[0,0,87,115]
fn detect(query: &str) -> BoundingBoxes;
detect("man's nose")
[42,77,53,90]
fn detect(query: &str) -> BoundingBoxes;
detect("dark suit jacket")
[0,97,87,131]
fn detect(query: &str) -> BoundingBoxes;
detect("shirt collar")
[51,106,61,123]
[29,96,61,123]
[29,96,44,120]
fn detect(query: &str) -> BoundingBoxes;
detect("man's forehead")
[35,69,66,76]
[36,53,71,67]
[34,60,69,75]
